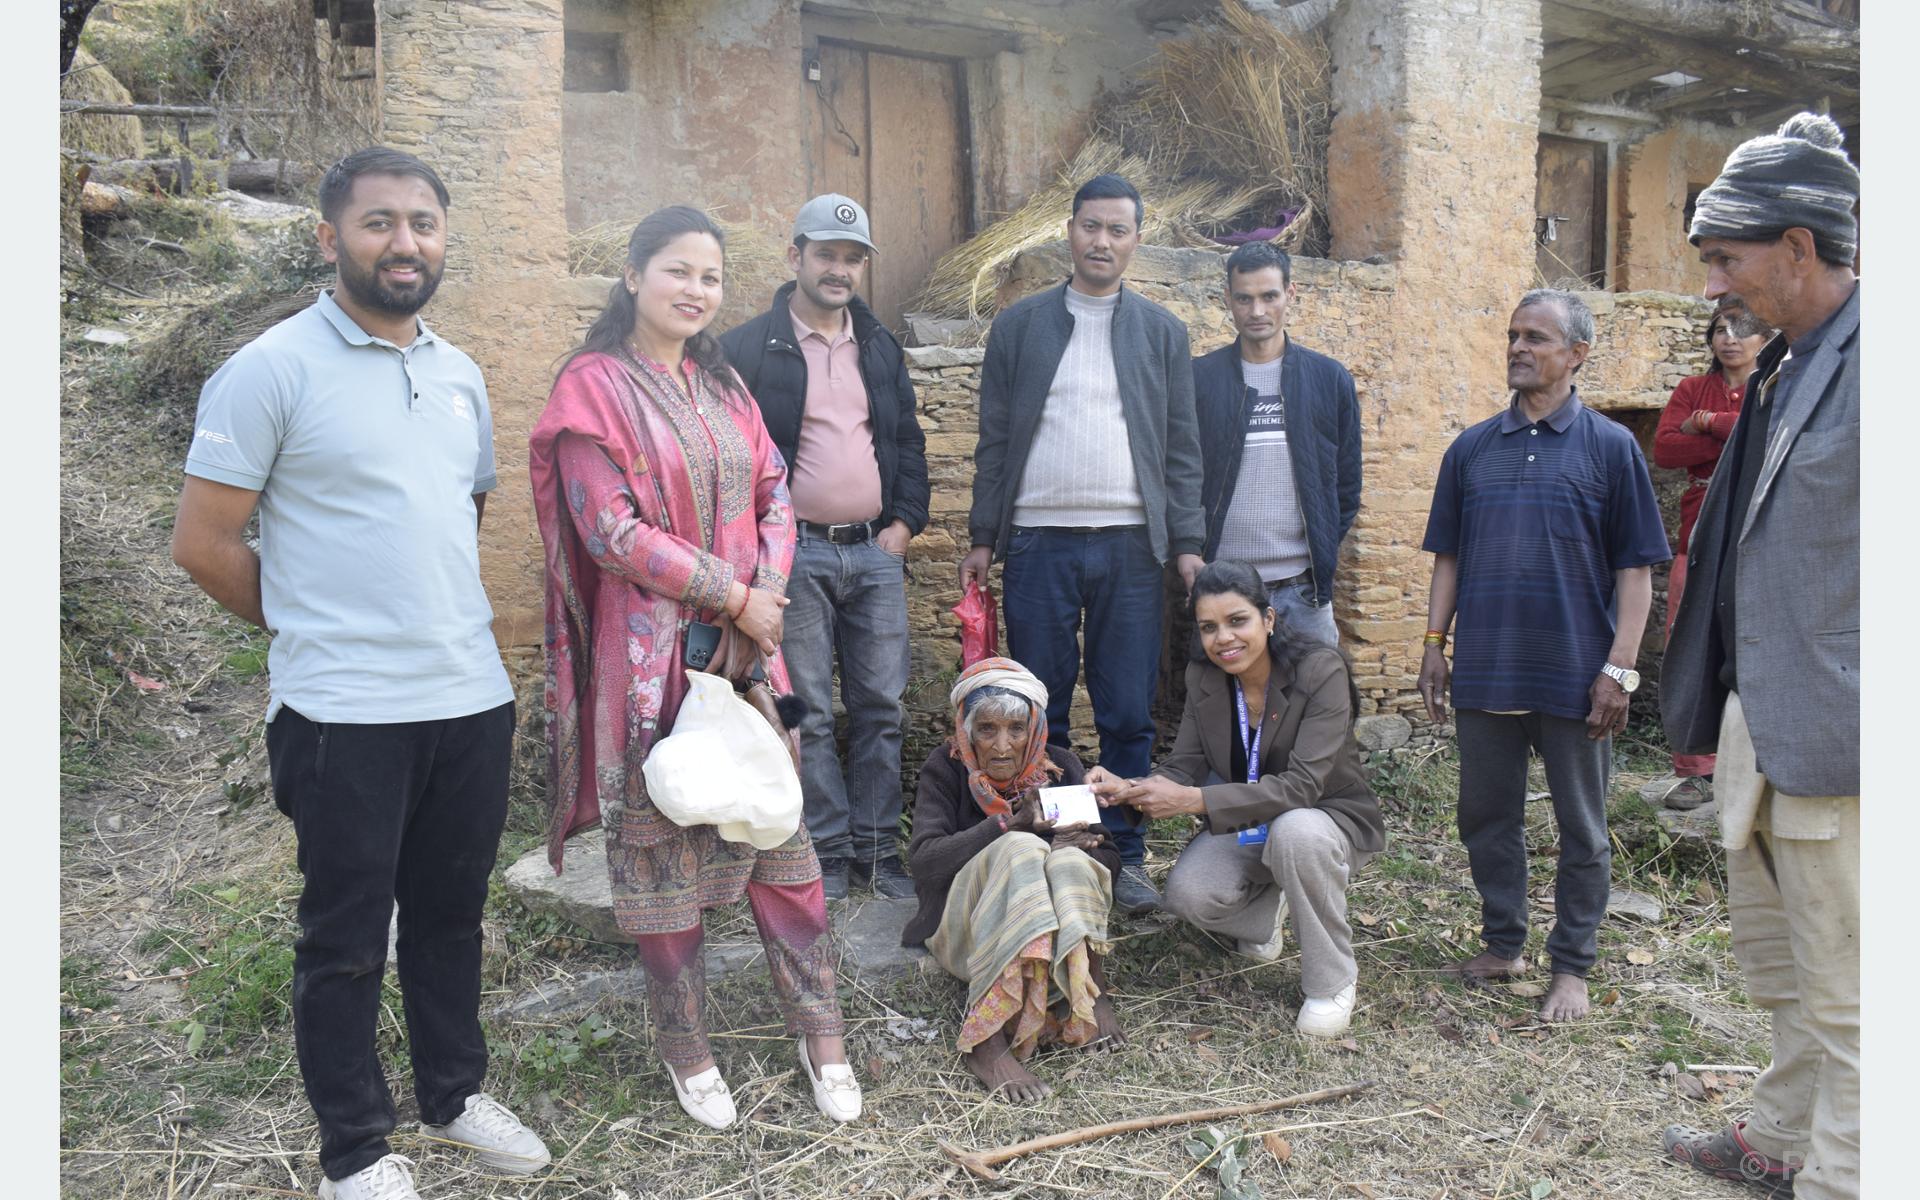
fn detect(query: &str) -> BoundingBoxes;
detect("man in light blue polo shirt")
[171,147,547,1200]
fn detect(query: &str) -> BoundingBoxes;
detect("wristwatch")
[1601,662,1641,693]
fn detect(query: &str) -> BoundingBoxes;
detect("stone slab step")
[501,832,929,1011]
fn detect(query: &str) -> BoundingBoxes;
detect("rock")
[83,328,130,346]
[1352,714,1411,752]
[1608,888,1664,922]
[209,188,315,224]
[503,834,927,980]
[1656,800,1721,849]
[904,343,986,369]
[504,830,625,944]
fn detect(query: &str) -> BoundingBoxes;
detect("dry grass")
[62,46,146,159]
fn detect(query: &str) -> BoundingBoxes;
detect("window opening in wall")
[1683,185,1706,237]
[564,31,625,93]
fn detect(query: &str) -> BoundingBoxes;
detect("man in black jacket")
[1192,242,1361,643]
[720,194,930,900]
[960,173,1207,915]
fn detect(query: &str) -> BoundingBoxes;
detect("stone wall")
[381,0,575,648]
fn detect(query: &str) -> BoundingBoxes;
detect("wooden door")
[804,39,971,331]
[1535,135,1608,288]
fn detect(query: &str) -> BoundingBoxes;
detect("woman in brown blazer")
[1089,559,1385,1038]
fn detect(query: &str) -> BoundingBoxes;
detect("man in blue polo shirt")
[170,148,547,1200]
[1417,289,1668,1023]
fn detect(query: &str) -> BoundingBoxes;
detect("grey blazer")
[1662,285,1859,797]
[967,280,1207,565]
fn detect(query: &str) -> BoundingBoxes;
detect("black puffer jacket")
[720,284,930,534]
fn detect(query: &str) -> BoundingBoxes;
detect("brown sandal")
[1661,1121,1798,1197]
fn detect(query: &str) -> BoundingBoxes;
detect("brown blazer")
[1156,646,1385,856]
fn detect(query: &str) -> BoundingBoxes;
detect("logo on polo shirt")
[450,392,470,419]
[194,428,234,445]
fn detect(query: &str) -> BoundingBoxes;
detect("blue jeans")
[1001,525,1161,866]
[1267,577,1339,646]
[780,535,911,867]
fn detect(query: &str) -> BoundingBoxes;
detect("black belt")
[799,518,880,544]
[1264,570,1312,589]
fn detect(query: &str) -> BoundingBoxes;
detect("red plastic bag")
[951,580,999,668]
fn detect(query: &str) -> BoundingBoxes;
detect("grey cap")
[792,193,876,251]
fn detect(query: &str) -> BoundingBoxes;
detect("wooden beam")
[1542,38,1606,75]
[1546,0,1857,63]
[1545,45,1658,93]
[1539,97,1661,126]
[1616,30,1856,103]
[1560,58,1669,103]
[61,101,294,118]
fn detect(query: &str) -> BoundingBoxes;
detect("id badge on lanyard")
[1234,680,1269,846]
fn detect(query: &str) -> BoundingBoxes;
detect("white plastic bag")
[642,670,802,850]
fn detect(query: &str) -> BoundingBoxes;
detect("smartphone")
[683,619,722,670]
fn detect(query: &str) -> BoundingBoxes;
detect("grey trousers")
[1162,807,1362,998]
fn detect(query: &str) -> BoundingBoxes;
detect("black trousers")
[266,700,514,1181]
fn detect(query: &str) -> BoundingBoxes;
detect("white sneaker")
[421,1092,550,1175]
[667,1062,737,1130]
[317,1154,419,1200]
[1237,896,1290,962]
[797,1035,862,1123]
[1295,981,1357,1039]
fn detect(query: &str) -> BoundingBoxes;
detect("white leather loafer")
[667,1062,737,1130]
[797,1036,862,1123]
[1295,981,1357,1039]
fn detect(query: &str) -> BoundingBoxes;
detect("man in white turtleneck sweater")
[961,173,1207,915]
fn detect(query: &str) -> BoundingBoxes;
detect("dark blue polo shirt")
[1422,391,1670,719]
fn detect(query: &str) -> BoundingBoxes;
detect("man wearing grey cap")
[1659,113,1858,1200]
[721,194,929,901]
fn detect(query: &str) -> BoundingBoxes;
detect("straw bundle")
[911,0,1329,321]
[1112,0,1331,235]
[61,47,146,160]
[911,139,1266,320]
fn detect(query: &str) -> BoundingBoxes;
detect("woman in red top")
[1650,304,1774,802]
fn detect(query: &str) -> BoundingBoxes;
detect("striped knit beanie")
[1688,112,1859,263]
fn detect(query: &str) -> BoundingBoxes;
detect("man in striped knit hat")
[1659,112,1860,1200]
[961,173,1208,914]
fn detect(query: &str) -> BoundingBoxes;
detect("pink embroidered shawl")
[529,349,795,873]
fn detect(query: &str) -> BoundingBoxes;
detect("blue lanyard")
[1235,680,1262,784]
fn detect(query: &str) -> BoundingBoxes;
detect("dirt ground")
[59,215,1768,1200]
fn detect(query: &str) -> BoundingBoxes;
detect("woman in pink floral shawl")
[529,207,859,1129]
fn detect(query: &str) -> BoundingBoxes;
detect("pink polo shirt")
[786,309,883,526]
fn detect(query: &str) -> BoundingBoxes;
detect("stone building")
[363,0,1858,756]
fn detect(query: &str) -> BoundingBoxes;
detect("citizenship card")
[1037,784,1102,827]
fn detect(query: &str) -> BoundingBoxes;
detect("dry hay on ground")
[911,138,1266,321]
[62,46,146,160]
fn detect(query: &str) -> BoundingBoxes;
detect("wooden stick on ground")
[938,1080,1376,1182]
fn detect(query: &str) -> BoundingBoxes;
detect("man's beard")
[336,250,444,317]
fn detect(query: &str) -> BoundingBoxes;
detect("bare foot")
[1539,972,1590,1022]
[1089,954,1127,1050]
[962,1028,1051,1102]
[1454,950,1528,980]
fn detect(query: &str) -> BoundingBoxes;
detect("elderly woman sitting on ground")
[901,657,1126,1101]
